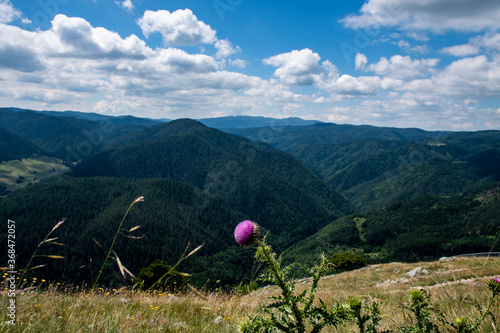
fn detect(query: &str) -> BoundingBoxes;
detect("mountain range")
[0,108,499,288]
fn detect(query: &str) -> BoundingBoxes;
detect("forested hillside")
[0,177,253,288]
[286,182,500,265]
[1,109,499,289]
[228,125,500,211]
[72,119,353,248]
[0,108,146,162]
[0,128,41,162]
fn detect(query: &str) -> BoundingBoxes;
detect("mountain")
[328,132,500,211]
[197,116,321,129]
[5,107,168,127]
[228,124,500,211]
[224,122,446,148]
[285,182,500,265]
[0,119,354,288]
[0,108,147,163]
[0,127,41,162]
[71,119,353,248]
[5,108,323,129]
[0,176,252,287]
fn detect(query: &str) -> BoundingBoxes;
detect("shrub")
[329,252,366,271]
[132,259,189,292]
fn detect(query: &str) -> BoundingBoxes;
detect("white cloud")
[406,32,429,42]
[138,9,216,46]
[402,55,500,100]
[263,49,382,98]
[0,14,307,118]
[356,54,440,80]
[0,0,21,24]
[441,32,500,57]
[341,0,500,32]
[45,15,151,60]
[229,59,248,68]
[0,6,498,130]
[116,0,134,11]
[395,40,430,54]
[355,53,368,70]
[214,39,241,59]
[320,74,381,97]
[0,24,43,72]
[441,44,480,57]
[263,48,323,86]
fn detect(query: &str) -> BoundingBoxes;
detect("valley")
[0,107,499,291]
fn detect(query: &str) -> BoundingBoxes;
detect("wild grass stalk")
[16,218,66,289]
[91,196,144,293]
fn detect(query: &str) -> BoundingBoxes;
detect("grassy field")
[0,155,69,193]
[1,256,499,332]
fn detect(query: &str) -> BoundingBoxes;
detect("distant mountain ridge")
[0,108,146,162]
[198,115,321,129]
[228,124,500,211]
[2,107,321,129]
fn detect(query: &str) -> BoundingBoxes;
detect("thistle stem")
[256,239,305,332]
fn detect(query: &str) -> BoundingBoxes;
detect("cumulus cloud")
[320,74,382,97]
[263,49,382,97]
[0,44,44,72]
[0,0,21,24]
[356,53,440,80]
[46,15,152,59]
[116,0,134,11]
[215,39,241,59]
[138,9,216,46]
[0,14,303,116]
[402,55,500,100]
[441,32,500,56]
[263,49,323,86]
[0,24,43,72]
[341,0,500,32]
[229,59,248,68]
[441,44,480,57]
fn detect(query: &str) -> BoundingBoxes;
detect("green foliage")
[288,182,500,265]
[399,289,440,333]
[346,297,385,333]
[91,196,144,292]
[240,237,349,333]
[132,259,189,292]
[284,217,361,267]
[329,252,366,271]
[399,282,500,333]
[234,281,259,295]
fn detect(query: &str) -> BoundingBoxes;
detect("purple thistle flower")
[487,277,500,293]
[234,220,260,246]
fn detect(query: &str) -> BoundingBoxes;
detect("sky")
[1,0,500,130]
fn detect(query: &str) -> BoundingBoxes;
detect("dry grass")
[1,257,499,332]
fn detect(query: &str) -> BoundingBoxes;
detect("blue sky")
[1,0,500,130]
